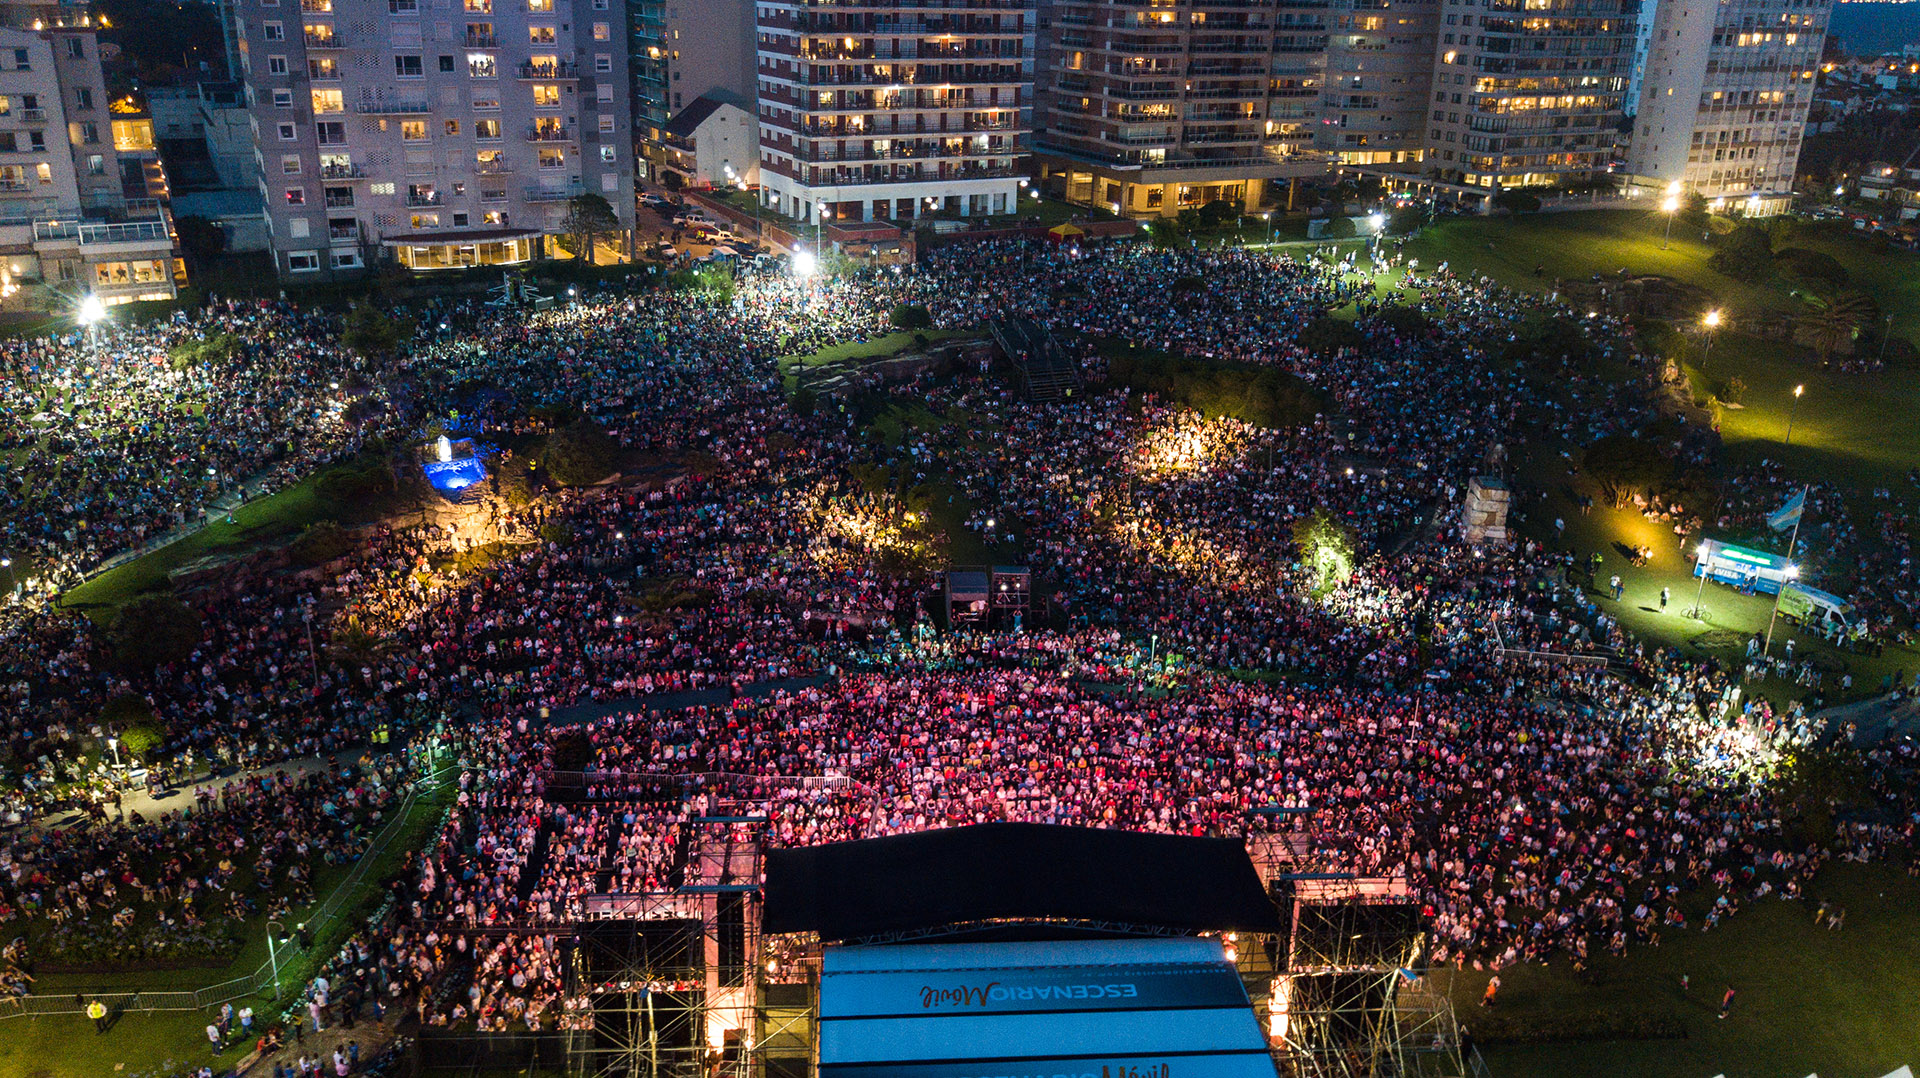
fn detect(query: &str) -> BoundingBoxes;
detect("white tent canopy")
[819,938,1277,1078]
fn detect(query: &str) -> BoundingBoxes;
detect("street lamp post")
[78,293,105,353]
[1687,544,1710,619]
[1262,211,1273,245]
[1660,194,1680,250]
[1878,313,1895,366]
[1763,564,1799,659]
[266,920,286,1000]
[1701,309,1722,372]
[0,556,12,599]
[1783,383,1805,447]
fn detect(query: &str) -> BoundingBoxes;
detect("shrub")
[1491,189,1541,214]
[166,332,243,372]
[316,458,394,508]
[1386,206,1426,236]
[542,418,620,486]
[1298,316,1365,356]
[1774,247,1849,289]
[110,595,204,672]
[1709,224,1774,279]
[792,386,819,417]
[1106,350,1324,430]
[1720,375,1747,404]
[290,521,358,567]
[889,304,933,330]
[1372,306,1432,338]
[1583,433,1670,508]
[1320,216,1358,239]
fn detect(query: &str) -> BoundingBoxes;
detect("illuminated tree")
[1293,510,1357,594]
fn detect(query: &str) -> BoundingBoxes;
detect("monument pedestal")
[1460,476,1512,545]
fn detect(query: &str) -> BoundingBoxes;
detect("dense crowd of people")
[0,234,1911,1074]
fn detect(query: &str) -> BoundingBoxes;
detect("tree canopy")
[109,594,204,672]
[562,194,622,263]
[1583,433,1670,508]
[542,418,620,486]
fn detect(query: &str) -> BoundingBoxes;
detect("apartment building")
[1422,0,1637,190]
[231,0,633,276]
[1317,0,1437,169]
[630,0,756,186]
[1034,0,1329,218]
[756,0,1033,227]
[0,19,184,308]
[1626,0,1827,213]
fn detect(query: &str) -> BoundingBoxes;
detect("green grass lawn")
[779,328,979,393]
[1460,862,1920,1078]
[1705,334,1920,492]
[1403,210,1779,315]
[59,472,341,622]
[0,783,450,1078]
[1402,208,1920,341]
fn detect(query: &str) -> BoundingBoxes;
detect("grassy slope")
[1466,863,1920,1078]
[0,785,450,1078]
[1401,210,1920,683]
[59,473,337,621]
[1404,210,1780,314]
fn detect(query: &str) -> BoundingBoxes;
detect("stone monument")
[1460,475,1512,545]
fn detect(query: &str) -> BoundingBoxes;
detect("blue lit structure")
[422,456,489,499]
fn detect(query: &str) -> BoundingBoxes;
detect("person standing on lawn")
[1719,984,1736,1019]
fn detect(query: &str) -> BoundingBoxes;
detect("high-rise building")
[1423,0,1637,190]
[630,0,757,185]
[230,0,633,276]
[0,16,185,307]
[1316,0,1437,169]
[1034,0,1328,218]
[1625,0,1827,213]
[756,0,1033,227]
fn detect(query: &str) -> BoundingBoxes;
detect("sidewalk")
[30,752,348,832]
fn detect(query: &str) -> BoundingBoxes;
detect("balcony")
[320,162,368,179]
[465,33,498,47]
[329,225,360,242]
[523,184,582,202]
[18,108,46,123]
[517,60,579,79]
[406,192,443,206]
[308,68,342,82]
[476,160,515,174]
[304,30,345,48]
[357,100,432,115]
[300,0,332,10]
[33,218,172,247]
[525,125,573,142]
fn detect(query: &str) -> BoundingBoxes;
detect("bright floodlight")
[78,293,106,326]
[791,249,817,278]
[1662,195,1680,214]
[1794,383,1804,398]
[1703,309,1722,329]
[1785,564,1800,579]
[1369,212,1385,230]
[1665,180,1682,195]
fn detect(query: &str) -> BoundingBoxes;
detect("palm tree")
[1797,289,1879,366]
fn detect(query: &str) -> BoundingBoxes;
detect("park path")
[27,753,345,833]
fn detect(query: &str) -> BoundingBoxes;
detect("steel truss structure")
[1269,877,1471,1078]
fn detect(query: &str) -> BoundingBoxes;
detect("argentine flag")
[1767,489,1806,532]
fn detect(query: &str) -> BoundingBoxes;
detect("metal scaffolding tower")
[1270,877,1469,1078]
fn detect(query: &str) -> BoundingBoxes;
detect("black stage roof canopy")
[762,822,1282,941]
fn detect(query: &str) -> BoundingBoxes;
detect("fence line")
[3,767,453,1019]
